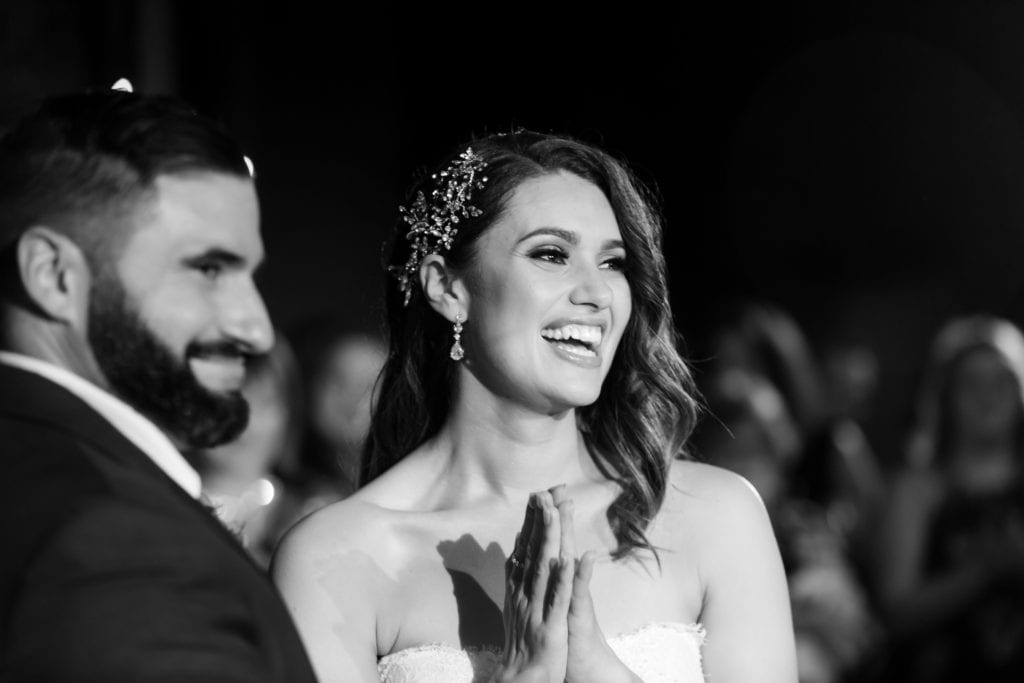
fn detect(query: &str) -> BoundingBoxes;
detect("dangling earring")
[449,313,465,361]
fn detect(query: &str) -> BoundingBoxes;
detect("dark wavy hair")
[364,131,699,559]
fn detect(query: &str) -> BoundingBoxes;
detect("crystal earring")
[450,313,465,361]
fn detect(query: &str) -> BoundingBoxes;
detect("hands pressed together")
[493,485,641,683]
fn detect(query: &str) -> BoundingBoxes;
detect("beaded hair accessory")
[391,147,488,305]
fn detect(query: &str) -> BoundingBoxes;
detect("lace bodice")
[377,622,705,683]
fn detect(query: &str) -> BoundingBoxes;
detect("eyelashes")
[529,246,569,264]
[602,256,627,272]
[528,246,627,271]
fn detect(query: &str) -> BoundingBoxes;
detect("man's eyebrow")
[516,227,578,245]
[181,248,248,268]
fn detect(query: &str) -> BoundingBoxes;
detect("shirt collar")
[0,351,202,499]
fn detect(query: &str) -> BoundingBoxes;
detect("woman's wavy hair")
[364,131,700,559]
[907,314,1024,468]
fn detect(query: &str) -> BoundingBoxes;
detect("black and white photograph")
[3,2,1024,681]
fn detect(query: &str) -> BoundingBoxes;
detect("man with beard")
[0,86,317,682]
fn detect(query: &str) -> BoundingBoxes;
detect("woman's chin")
[535,387,602,414]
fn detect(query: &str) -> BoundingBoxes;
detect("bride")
[273,131,797,682]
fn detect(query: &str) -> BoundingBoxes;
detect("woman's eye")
[531,248,568,264]
[601,256,627,271]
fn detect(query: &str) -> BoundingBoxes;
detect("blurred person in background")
[708,302,884,560]
[281,316,386,512]
[874,314,1024,683]
[697,365,879,683]
[194,332,306,566]
[695,369,802,509]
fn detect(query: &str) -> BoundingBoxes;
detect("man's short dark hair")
[0,89,250,295]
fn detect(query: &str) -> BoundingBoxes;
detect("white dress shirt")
[0,350,201,499]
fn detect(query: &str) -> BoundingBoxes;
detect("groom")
[0,87,316,681]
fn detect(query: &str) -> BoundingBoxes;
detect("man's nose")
[222,278,275,355]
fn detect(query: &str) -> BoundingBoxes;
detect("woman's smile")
[540,322,606,368]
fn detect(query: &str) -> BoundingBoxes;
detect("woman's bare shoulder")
[662,460,796,680]
[657,460,777,566]
[664,459,769,521]
[273,495,402,578]
[271,490,423,680]
[273,452,452,575]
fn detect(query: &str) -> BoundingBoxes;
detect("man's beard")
[86,275,251,450]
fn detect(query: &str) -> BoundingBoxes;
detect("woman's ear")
[419,253,469,322]
[16,226,92,328]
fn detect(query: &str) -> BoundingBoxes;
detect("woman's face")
[949,348,1022,441]
[459,171,632,412]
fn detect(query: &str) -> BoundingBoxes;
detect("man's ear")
[419,253,469,322]
[16,226,92,327]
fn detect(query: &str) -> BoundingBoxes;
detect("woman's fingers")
[548,552,576,618]
[531,492,561,610]
[498,491,575,682]
[506,532,525,589]
[506,488,581,621]
[549,483,568,506]
[521,493,542,590]
[571,549,598,610]
[557,499,575,560]
[576,550,597,584]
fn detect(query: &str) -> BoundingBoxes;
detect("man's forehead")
[151,171,257,211]
[131,171,262,254]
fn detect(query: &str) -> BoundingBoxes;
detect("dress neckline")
[378,621,704,662]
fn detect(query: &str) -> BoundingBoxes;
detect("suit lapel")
[0,362,266,572]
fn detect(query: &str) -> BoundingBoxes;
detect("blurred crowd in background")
[193,318,386,567]
[208,305,1024,683]
[689,305,1024,683]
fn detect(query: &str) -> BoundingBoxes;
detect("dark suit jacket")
[0,363,318,682]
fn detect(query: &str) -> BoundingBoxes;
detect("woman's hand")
[549,486,641,683]
[493,491,574,683]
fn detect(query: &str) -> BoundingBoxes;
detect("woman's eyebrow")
[516,227,578,245]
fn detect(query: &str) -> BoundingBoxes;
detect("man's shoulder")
[0,400,128,501]
[0,362,113,450]
[0,410,112,514]
[0,410,223,577]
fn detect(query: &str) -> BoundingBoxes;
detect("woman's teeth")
[540,324,602,355]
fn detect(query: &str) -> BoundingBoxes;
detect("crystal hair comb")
[390,147,488,305]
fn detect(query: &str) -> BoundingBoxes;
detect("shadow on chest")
[436,534,507,649]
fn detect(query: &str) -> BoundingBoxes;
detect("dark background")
[5,0,1024,459]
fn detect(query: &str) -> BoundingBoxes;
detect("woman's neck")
[429,377,603,503]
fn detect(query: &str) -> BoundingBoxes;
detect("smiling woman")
[272,132,798,683]
[429,171,631,413]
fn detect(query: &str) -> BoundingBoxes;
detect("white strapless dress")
[377,622,705,683]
